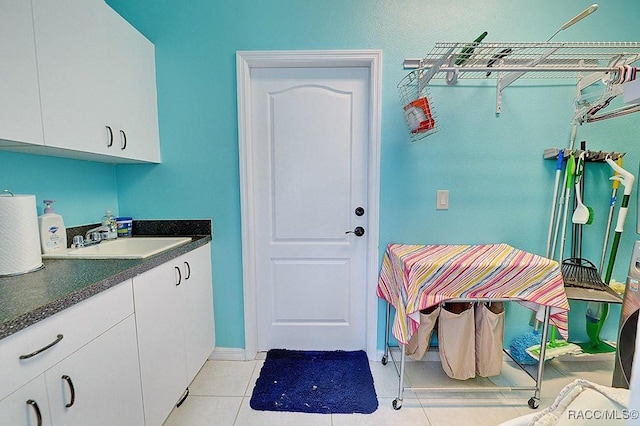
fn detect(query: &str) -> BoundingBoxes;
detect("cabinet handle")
[184,261,191,280]
[106,126,114,147]
[62,375,76,408]
[175,266,182,286]
[176,387,189,407]
[26,400,43,426]
[119,129,127,150]
[19,334,64,360]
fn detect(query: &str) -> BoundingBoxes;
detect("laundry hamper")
[406,305,440,360]
[475,302,505,377]
[438,302,476,380]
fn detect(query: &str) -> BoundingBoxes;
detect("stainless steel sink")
[42,237,192,259]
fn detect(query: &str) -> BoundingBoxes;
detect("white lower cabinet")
[0,376,51,426]
[45,315,144,426]
[183,243,216,384]
[0,281,144,426]
[134,243,215,426]
[0,243,214,426]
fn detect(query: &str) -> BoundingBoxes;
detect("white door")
[249,66,370,351]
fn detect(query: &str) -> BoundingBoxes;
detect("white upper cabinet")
[32,0,111,156]
[5,0,161,163]
[0,0,44,146]
[102,5,160,163]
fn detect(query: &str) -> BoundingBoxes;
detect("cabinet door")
[0,280,134,402]
[182,244,215,383]
[0,0,43,145]
[103,7,161,163]
[32,0,112,155]
[133,261,188,426]
[0,375,52,426]
[45,315,144,426]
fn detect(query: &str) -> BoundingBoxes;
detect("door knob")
[345,226,365,237]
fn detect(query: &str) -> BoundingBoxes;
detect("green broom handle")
[604,194,630,285]
[603,157,635,284]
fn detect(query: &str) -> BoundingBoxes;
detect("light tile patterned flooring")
[163,351,615,425]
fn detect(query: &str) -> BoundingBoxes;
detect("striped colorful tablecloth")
[377,243,570,345]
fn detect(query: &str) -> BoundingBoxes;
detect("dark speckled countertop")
[0,220,212,341]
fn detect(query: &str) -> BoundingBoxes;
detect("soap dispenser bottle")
[102,209,117,239]
[38,200,67,253]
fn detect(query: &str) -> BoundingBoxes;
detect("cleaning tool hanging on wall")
[546,149,565,259]
[551,125,580,261]
[571,151,594,225]
[582,158,635,353]
[561,145,606,290]
[600,156,624,272]
[557,153,576,262]
[603,157,635,283]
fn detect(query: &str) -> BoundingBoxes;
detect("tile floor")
[163,351,615,426]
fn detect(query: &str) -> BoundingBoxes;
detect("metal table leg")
[528,305,551,409]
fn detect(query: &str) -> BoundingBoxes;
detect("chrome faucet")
[85,224,112,245]
[71,224,112,248]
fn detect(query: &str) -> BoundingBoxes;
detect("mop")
[526,326,582,362]
[581,158,635,353]
[517,136,578,363]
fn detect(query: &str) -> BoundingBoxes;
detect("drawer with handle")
[0,280,134,401]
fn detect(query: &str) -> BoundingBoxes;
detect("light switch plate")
[436,190,449,210]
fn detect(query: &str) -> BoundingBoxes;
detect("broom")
[561,149,604,289]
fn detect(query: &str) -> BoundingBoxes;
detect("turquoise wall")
[3,0,640,351]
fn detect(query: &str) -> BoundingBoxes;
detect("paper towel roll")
[0,193,43,276]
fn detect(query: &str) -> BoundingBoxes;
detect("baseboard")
[209,347,248,361]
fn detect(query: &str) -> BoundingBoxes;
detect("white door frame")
[236,50,382,360]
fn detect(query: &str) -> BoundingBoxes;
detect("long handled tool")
[545,4,599,42]
[603,157,635,284]
[561,148,602,289]
[557,154,576,262]
[546,149,565,259]
[584,158,635,352]
[600,156,624,272]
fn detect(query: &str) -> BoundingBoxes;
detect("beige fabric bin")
[438,302,475,380]
[475,302,505,377]
[406,305,440,360]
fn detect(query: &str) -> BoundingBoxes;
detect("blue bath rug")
[249,349,378,414]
